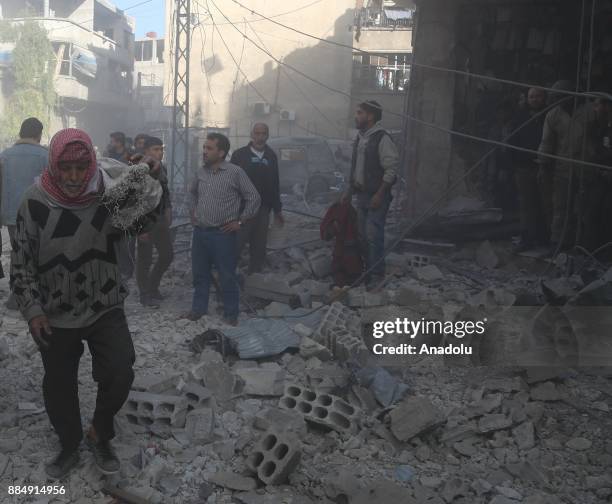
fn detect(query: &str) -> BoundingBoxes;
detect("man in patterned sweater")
[10,129,161,479]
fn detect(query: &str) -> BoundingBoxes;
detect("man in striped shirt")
[185,133,260,325]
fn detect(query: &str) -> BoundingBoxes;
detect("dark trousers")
[237,206,270,274]
[116,236,136,283]
[40,309,135,452]
[137,220,174,296]
[191,227,239,319]
[515,164,547,245]
[355,191,391,278]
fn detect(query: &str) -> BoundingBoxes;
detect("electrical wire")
[228,0,612,103]
[245,21,341,135]
[192,1,217,104]
[200,0,325,27]
[199,0,612,173]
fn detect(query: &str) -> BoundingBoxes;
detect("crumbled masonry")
[1,199,611,504]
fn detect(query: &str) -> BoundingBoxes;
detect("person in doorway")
[184,133,260,325]
[136,136,174,306]
[230,123,284,274]
[345,100,398,290]
[538,80,594,253]
[0,117,48,309]
[10,128,162,479]
[509,87,548,251]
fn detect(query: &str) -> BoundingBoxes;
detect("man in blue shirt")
[0,117,48,309]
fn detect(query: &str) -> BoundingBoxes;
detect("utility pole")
[170,0,191,192]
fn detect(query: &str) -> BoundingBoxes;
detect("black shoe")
[150,290,164,301]
[45,448,80,480]
[87,436,120,475]
[140,294,160,308]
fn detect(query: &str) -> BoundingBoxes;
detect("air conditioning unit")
[253,102,271,116]
[280,109,296,121]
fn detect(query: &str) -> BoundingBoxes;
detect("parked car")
[267,136,345,200]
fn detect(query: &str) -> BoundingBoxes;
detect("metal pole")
[171,0,191,193]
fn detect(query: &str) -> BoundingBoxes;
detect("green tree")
[0,21,56,142]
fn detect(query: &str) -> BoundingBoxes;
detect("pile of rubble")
[0,214,611,504]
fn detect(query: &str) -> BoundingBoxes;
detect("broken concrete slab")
[530,381,563,402]
[307,249,332,279]
[253,408,307,436]
[476,240,499,269]
[235,365,286,396]
[299,336,332,361]
[415,264,444,282]
[185,407,215,443]
[565,437,592,451]
[201,362,239,402]
[132,373,182,394]
[512,421,535,450]
[389,397,445,441]
[244,273,303,306]
[207,471,258,492]
[478,414,512,433]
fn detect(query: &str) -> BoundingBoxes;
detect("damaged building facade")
[0,0,142,146]
[405,0,612,216]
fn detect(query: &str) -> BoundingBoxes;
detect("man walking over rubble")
[231,123,284,274]
[185,133,260,325]
[509,87,548,252]
[0,117,48,310]
[136,136,174,306]
[346,101,398,289]
[10,128,163,479]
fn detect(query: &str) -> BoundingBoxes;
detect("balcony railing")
[354,7,414,30]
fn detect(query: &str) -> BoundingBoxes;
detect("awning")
[384,9,413,21]
[71,46,97,79]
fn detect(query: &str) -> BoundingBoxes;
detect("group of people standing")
[508,83,612,254]
[0,98,398,481]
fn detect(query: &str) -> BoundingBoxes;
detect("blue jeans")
[355,191,391,278]
[191,227,239,319]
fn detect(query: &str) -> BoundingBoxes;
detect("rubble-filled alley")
[1,197,611,504]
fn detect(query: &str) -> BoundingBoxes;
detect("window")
[156,40,165,63]
[280,148,306,162]
[135,40,153,61]
[353,52,411,91]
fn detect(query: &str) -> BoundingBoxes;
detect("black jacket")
[230,143,282,213]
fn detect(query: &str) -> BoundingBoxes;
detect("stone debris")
[234,364,286,396]
[0,219,610,504]
[389,396,445,441]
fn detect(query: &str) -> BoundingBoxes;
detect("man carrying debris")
[185,133,260,325]
[231,122,284,274]
[136,136,174,306]
[10,128,163,479]
[0,117,48,310]
[509,87,548,252]
[345,100,398,290]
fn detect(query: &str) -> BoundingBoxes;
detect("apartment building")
[0,0,140,147]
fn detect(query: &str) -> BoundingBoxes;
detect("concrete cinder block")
[329,327,369,366]
[125,391,188,428]
[179,382,214,411]
[314,302,359,346]
[132,373,182,394]
[246,430,301,485]
[185,407,215,443]
[234,366,286,396]
[279,384,360,434]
